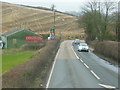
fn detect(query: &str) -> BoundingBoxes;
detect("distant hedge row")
[20,5,76,16]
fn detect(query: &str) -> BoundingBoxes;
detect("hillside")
[1,2,85,37]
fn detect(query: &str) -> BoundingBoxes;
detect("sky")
[0,0,119,12]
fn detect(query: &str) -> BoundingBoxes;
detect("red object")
[26,36,43,41]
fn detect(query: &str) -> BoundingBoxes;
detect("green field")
[0,54,2,74]
[2,51,35,73]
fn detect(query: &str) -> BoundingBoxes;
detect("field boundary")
[2,39,60,88]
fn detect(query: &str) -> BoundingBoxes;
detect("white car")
[78,43,89,52]
[74,39,80,44]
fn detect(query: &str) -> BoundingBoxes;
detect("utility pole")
[51,4,56,38]
[51,4,55,28]
[54,8,55,29]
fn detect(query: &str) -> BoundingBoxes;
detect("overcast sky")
[0,0,119,12]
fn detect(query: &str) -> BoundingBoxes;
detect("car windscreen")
[80,43,87,46]
[0,37,2,40]
[0,43,2,46]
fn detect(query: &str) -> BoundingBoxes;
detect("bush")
[94,41,119,64]
[21,41,46,50]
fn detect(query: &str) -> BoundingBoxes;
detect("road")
[46,40,118,88]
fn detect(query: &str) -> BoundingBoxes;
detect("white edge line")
[99,83,116,88]
[90,70,100,80]
[71,47,79,59]
[46,49,60,88]
[83,63,89,69]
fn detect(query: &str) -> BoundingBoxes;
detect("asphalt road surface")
[46,40,118,89]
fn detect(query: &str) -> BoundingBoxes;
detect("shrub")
[94,41,119,64]
[21,41,46,50]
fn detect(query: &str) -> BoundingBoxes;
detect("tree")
[80,1,103,41]
[118,1,120,41]
[102,2,115,39]
[79,1,117,41]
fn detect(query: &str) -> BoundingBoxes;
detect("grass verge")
[2,51,35,73]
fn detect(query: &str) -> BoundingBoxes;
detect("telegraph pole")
[54,8,55,29]
[51,4,55,28]
[50,4,56,38]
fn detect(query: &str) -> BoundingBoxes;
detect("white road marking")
[71,47,79,59]
[90,70,100,80]
[46,49,60,88]
[83,63,89,69]
[99,84,116,88]
[80,59,84,62]
[72,45,101,81]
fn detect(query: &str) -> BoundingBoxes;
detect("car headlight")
[86,46,88,49]
[79,46,82,49]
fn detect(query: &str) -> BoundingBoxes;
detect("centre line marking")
[80,59,84,62]
[83,63,89,68]
[71,47,79,59]
[99,83,116,88]
[90,70,100,80]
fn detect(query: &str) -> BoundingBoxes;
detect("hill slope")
[1,2,85,36]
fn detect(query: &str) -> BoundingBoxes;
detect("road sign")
[50,28,55,33]
[26,36,43,41]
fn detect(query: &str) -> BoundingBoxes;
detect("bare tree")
[80,1,117,41]
[104,1,115,31]
[118,1,120,41]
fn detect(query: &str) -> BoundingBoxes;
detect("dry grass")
[2,39,60,88]
[1,1,85,37]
